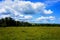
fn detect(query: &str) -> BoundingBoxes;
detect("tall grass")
[0,27,60,40]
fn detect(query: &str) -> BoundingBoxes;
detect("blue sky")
[0,0,60,24]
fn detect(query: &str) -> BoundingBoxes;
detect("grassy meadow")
[0,27,60,40]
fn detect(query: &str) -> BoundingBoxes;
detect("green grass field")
[0,27,60,40]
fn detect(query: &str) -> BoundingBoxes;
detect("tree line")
[0,17,60,27]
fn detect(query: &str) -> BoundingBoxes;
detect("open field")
[0,27,60,40]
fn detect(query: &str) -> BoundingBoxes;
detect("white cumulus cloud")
[0,0,54,23]
[0,0,53,15]
[24,15,32,19]
[36,16,55,21]
[43,10,53,14]
[0,15,10,19]
[45,0,60,6]
[0,8,6,13]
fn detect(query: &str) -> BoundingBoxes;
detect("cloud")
[11,15,33,21]
[0,0,54,23]
[0,15,10,19]
[45,0,60,6]
[0,8,6,13]
[24,15,32,19]
[0,0,53,15]
[36,16,55,21]
[43,10,53,14]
